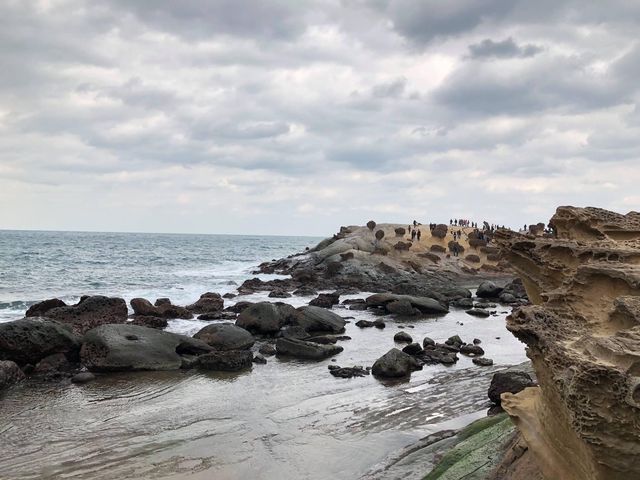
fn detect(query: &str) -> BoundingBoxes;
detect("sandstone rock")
[295,306,346,333]
[0,360,25,390]
[199,350,253,371]
[186,292,224,314]
[80,324,213,372]
[465,254,481,263]
[275,337,343,360]
[494,206,640,480]
[371,348,421,377]
[393,241,411,251]
[366,220,376,230]
[0,317,81,365]
[431,224,448,239]
[44,295,128,334]
[448,240,464,253]
[418,252,441,263]
[394,227,406,237]
[25,298,67,317]
[235,302,299,334]
[473,357,494,366]
[193,323,255,351]
[430,244,446,253]
[375,229,385,240]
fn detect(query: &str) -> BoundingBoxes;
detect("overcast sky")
[1,1,639,236]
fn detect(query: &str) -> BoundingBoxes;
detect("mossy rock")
[424,414,515,480]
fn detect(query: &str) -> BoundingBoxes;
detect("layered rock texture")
[495,207,640,480]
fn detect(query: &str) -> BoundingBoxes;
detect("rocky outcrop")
[43,295,128,334]
[0,317,81,365]
[193,323,254,351]
[495,206,640,480]
[80,324,213,372]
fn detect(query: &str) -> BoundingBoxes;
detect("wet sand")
[0,294,526,480]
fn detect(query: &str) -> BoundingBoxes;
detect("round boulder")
[193,323,255,351]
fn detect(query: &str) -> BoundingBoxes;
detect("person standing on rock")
[411,229,416,241]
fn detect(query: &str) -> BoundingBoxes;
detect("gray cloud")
[0,0,639,235]
[468,37,542,59]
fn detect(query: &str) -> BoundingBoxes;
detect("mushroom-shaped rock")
[371,348,421,378]
[295,306,346,333]
[275,337,343,360]
[394,227,406,237]
[375,229,385,240]
[0,317,81,365]
[80,324,213,372]
[193,323,255,351]
[366,220,377,230]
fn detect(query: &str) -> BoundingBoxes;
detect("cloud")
[468,37,543,59]
[0,0,639,235]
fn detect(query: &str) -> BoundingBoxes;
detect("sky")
[1,0,639,236]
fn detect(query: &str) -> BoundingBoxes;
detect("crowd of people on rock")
[450,219,474,227]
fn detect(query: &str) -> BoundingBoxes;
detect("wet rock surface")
[275,337,344,360]
[193,323,255,351]
[43,296,129,334]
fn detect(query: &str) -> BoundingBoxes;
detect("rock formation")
[495,206,640,480]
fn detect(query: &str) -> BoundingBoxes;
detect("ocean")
[0,230,321,322]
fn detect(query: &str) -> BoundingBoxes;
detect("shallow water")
[0,291,526,480]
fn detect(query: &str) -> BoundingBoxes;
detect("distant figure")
[413,220,417,227]
[449,219,452,225]
[411,229,416,241]
[417,230,421,241]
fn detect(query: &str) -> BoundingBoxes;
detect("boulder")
[0,360,25,390]
[0,317,81,365]
[375,230,385,240]
[448,241,464,253]
[459,344,485,356]
[476,281,503,298]
[44,295,128,334]
[393,241,411,251]
[402,343,423,355]
[129,316,168,330]
[80,324,213,372]
[199,350,253,371]
[488,371,536,404]
[430,244,446,253]
[197,312,237,321]
[154,298,172,306]
[258,343,277,356]
[473,357,494,366]
[453,298,474,309]
[340,251,355,261]
[235,302,299,334]
[280,325,310,340]
[329,365,370,378]
[130,298,159,317]
[498,292,517,304]
[275,337,343,360]
[193,323,255,351]
[419,345,459,365]
[431,224,448,239]
[465,254,481,263]
[394,331,413,343]
[422,337,435,348]
[355,319,385,329]
[253,354,267,364]
[25,298,67,317]
[225,301,253,313]
[366,293,448,315]
[34,352,73,374]
[186,292,224,314]
[295,306,346,333]
[268,289,292,298]
[394,227,406,237]
[371,348,421,377]
[366,220,377,230]
[466,308,491,318]
[309,292,340,309]
[386,300,418,316]
[293,286,318,297]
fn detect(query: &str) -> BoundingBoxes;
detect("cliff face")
[495,206,640,480]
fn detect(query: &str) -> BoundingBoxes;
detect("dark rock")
[236,302,299,334]
[459,344,485,356]
[375,230,385,240]
[199,350,253,371]
[342,298,365,305]
[296,306,346,333]
[309,293,340,309]
[366,293,448,315]
[222,293,237,299]
[130,298,160,317]
[431,224,448,239]
[453,298,474,309]
[71,371,95,383]
[329,365,370,378]
[0,360,25,390]
[186,292,224,314]
[0,317,81,365]
[371,348,421,377]
[130,316,168,329]
[306,335,337,344]
[193,323,254,351]
[45,296,128,334]
[34,352,72,373]
[402,343,423,355]
[325,261,343,277]
[268,289,292,298]
[476,281,503,298]
[25,298,67,317]
[422,337,435,348]
[280,325,310,340]
[419,346,459,365]
[80,324,212,372]
[252,354,267,364]
[465,254,481,263]
[448,240,464,253]
[430,244,446,253]
[154,298,172,306]
[445,335,464,347]
[473,338,482,344]
[466,308,491,318]
[393,241,412,251]
[275,337,343,360]
[366,220,376,230]
[394,331,413,343]
[473,357,494,366]
[293,286,318,296]
[340,251,355,261]
[386,300,418,316]
[197,311,237,321]
[225,301,254,313]
[488,371,536,404]
[498,292,517,304]
[258,343,277,356]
